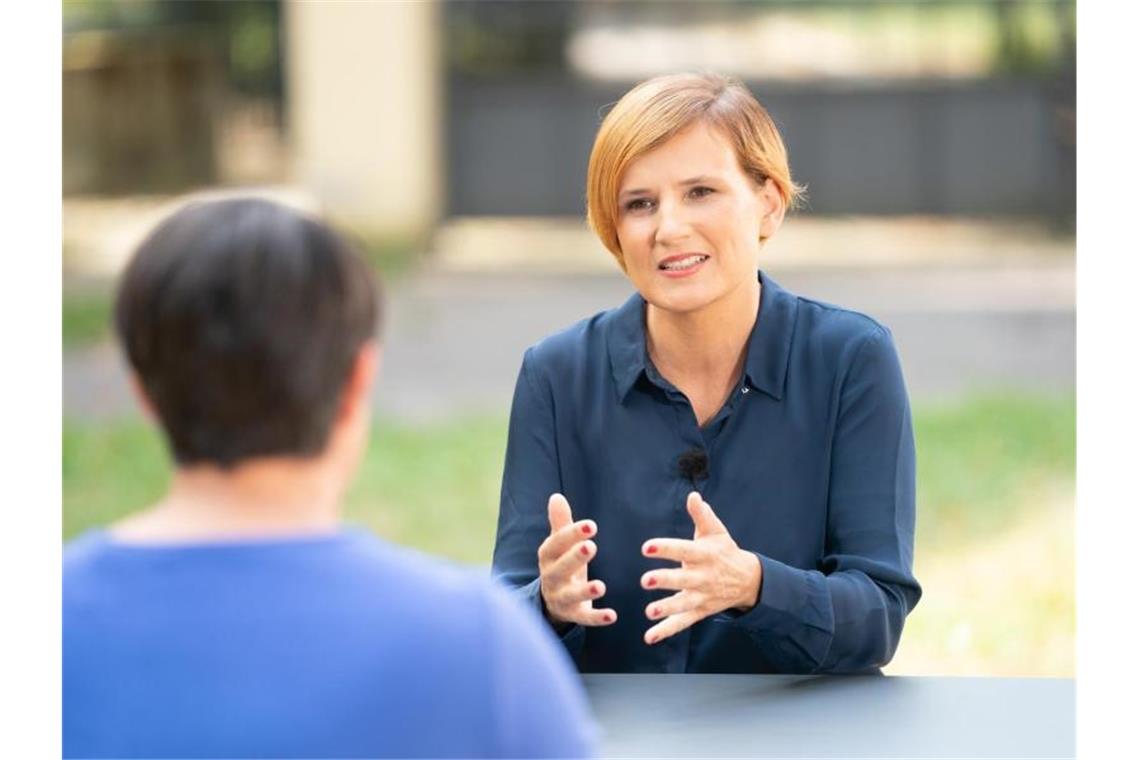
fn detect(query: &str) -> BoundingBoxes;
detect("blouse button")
[742,387,750,395]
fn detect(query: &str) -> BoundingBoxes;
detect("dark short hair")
[114,198,380,468]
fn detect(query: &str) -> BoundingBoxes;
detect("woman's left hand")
[640,491,763,645]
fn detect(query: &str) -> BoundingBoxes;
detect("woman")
[492,73,921,674]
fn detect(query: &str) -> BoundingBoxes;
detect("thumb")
[687,491,727,536]
[548,493,573,534]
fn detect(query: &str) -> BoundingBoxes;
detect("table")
[582,674,1074,758]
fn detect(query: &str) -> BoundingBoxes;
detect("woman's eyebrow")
[619,175,717,199]
[619,187,650,200]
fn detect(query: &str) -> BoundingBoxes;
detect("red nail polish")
[646,577,657,588]
[651,607,660,618]
[581,524,592,536]
[646,545,658,555]
[580,544,590,556]
[590,583,599,596]
[603,612,614,623]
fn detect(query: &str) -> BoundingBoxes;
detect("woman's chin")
[643,281,719,315]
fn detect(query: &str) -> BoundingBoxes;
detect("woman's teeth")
[660,255,709,271]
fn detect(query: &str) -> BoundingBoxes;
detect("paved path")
[64,262,1074,422]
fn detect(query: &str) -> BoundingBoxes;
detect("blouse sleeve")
[720,327,922,673]
[491,348,587,658]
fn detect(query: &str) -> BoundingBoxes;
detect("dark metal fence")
[446,75,1075,219]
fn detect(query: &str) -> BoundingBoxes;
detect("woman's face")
[615,122,783,315]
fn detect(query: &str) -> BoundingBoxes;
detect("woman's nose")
[654,198,691,246]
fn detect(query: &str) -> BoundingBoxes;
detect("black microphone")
[677,447,709,483]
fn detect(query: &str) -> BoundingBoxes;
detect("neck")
[646,273,761,383]
[112,456,345,543]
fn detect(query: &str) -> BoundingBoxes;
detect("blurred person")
[63,199,597,758]
[493,73,921,674]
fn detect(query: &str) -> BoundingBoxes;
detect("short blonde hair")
[586,73,804,268]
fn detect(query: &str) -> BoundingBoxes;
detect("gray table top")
[582,674,1074,759]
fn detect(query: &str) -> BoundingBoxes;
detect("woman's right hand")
[538,494,617,627]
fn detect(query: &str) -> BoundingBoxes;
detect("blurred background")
[62,0,1075,677]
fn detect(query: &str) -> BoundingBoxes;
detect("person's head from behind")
[115,198,380,489]
[586,72,804,314]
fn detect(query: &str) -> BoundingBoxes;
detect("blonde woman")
[492,73,921,674]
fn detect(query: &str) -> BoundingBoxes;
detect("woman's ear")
[756,178,786,241]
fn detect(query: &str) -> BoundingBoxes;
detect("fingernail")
[603,612,614,623]
[646,577,657,588]
[580,544,590,556]
[581,523,592,536]
[590,583,600,596]
[646,545,658,555]
[650,607,660,619]
[647,635,657,645]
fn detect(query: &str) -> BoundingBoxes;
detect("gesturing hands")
[538,494,617,628]
[640,491,762,645]
[537,491,761,644]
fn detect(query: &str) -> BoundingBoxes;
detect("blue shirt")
[64,528,597,758]
[492,270,921,674]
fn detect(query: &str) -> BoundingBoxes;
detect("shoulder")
[793,292,891,350]
[781,292,907,402]
[347,538,559,643]
[343,535,499,612]
[779,287,898,377]
[524,309,616,371]
[519,294,636,388]
[63,531,114,588]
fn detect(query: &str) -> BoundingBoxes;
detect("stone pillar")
[284,0,442,242]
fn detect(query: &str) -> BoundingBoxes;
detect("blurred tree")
[63,0,284,195]
[64,0,283,104]
[446,0,574,74]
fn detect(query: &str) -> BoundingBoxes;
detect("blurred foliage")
[992,0,1075,76]
[64,0,282,101]
[446,0,575,74]
[446,0,1075,79]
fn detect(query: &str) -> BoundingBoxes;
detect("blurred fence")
[447,74,1074,219]
[63,29,225,195]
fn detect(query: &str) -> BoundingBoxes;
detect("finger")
[687,491,727,536]
[644,610,702,645]
[642,537,701,564]
[571,606,618,627]
[645,591,697,622]
[555,579,607,607]
[544,539,595,584]
[539,518,597,565]
[641,567,697,592]
[548,493,573,533]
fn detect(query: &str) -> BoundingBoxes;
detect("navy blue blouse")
[492,271,921,674]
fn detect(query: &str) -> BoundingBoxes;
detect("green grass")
[913,393,1074,552]
[64,393,1074,562]
[63,289,114,348]
[62,414,512,565]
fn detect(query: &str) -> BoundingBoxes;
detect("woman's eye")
[688,186,714,199]
[625,198,654,213]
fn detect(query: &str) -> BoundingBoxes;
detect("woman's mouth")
[658,254,710,276]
